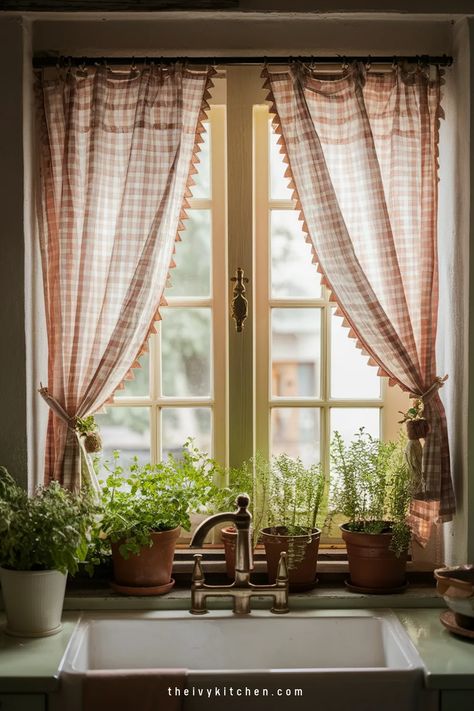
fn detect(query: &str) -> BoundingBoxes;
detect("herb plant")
[211,453,269,547]
[266,454,326,536]
[96,442,221,559]
[329,428,412,556]
[0,467,96,574]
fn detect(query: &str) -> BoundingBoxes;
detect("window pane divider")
[165,297,213,307]
[157,398,215,406]
[269,199,297,210]
[269,399,383,408]
[269,298,326,307]
[187,198,212,209]
[107,397,215,407]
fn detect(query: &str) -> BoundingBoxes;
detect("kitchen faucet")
[189,494,289,615]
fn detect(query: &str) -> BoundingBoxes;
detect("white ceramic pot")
[0,567,67,637]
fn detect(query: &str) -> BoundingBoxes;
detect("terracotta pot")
[221,526,238,579]
[261,526,320,592]
[406,419,430,440]
[220,526,256,579]
[111,527,180,595]
[341,523,407,591]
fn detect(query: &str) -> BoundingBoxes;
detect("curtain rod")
[32,54,453,69]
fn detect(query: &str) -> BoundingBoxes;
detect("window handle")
[231,267,249,333]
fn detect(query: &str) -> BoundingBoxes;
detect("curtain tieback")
[38,385,78,430]
[404,375,448,497]
[38,384,99,492]
[409,374,448,405]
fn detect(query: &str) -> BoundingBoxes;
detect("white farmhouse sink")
[58,610,427,711]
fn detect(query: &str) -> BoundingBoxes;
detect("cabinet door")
[0,695,46,711]
[441,690,474,711]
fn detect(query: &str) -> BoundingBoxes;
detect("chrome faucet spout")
[189,494,289,616]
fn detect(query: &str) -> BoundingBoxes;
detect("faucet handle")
[236,493,250,509]
[191,553,205,587]
[276,551,289,585]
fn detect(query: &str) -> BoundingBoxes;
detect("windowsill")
[59,552,442,612]
[59,582,443,611]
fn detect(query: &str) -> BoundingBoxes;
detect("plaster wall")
[437,20,471,564]
[33,14,453,56]
[0,16,28,489]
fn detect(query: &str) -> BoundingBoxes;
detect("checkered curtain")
[36,64,215,487]
[263,63,455,544]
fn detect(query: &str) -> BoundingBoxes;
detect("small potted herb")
[0,467,96,637]
[96,446,218,595]
[330,429,412,593]
[212,455,268,579]
[260,455,325,591]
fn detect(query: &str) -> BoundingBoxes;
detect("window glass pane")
[271,210,321,298]
[161,307,211,397]
[191,123,211,199]
[162,407,212,460]
[269,121,293,200]
[330,312,380,399]
[114,352,150,398]
[272,308,321,398]
[271,408,320,466]
[95,407,151,471]
[172,210,211,297]
[330,408,380,445]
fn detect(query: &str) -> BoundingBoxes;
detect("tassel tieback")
[402,375,448,495]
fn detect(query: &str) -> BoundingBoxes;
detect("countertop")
[0,607,472,695]
[396,610,474,690]
[0,613,79,693]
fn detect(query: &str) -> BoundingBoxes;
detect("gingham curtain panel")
[36,64,215,488]
[263,62,455,545]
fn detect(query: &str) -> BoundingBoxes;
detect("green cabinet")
[0,695,46,711]
[441,690,474,711]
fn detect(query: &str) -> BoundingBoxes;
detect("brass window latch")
[231,267,249,333]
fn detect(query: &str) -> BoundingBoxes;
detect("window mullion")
[210,106,228,469]
[226,67,266,468]
[254,104,270,461]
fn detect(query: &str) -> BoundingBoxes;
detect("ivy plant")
[329,428,412,556]
[0,467,96,574]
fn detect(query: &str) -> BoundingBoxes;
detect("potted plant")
[96,445,218,595]
[260,454,325,592]
[211,454,268,579]
[0,467,95,637]
[330,428,412,593]
[166,440,226,543]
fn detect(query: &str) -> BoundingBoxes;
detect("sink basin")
[58,610,426,711]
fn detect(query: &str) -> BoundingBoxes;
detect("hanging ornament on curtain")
[75,415,103,454]
[398,375,448,494]
[399,399,429,494]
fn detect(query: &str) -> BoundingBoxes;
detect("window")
[96,68,407,521]
[96,107,226,470]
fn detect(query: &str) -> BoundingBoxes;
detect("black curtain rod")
[33,54,453,69]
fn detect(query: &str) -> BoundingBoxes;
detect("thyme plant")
[266,454,326,536]
[329,428,412,556]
